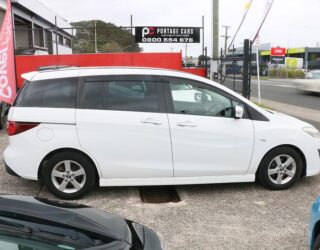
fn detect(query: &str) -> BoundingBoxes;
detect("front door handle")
[141,118,162,125]
[177,122,197,127]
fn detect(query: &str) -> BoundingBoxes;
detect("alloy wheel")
[267,154,296,185]
[51,160,86,194]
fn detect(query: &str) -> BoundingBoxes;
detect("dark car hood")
[0,195,129,243]
[0,195,163,250]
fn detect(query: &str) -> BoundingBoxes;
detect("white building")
[0,0,73,54]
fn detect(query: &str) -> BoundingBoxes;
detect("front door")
[165,77,255,177]
[76,75,173,178]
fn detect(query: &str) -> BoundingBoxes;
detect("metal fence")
[210,39,253,99]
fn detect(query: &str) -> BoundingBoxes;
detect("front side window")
[169,80,242,118]
[104,81,159,112]
[15,78,78,108]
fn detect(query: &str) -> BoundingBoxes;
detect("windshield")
[0,216,120,250]
[0,234,75,250]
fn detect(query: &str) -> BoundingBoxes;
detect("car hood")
[263,109,311,128]
[0,195,130,244]
[0,195,163,250]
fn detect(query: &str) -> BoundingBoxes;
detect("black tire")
[41,151,96,199]
[256,146,303,190]
[313,233,320,250]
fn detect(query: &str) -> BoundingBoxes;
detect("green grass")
[253,101,274,110]
[251,76,270,81]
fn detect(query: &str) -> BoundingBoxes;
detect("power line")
[228,0,254,50]
[252,0,275,43]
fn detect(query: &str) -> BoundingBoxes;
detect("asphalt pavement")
[250,79,320,129]
[223,78,320,129]
[251,79,319,111]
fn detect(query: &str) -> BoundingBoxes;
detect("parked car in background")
[0,195,164,250]
[3,67,320,199]
[297,70,320,94]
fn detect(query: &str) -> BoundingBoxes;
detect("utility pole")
[212,0,219,58]
[221,25,231,57]
[211,0,219,80]
[185,43,189,58]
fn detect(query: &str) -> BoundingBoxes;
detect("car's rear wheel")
[41,152,96,199]
[256,147,303,190]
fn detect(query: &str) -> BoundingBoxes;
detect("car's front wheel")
[256,146,303,190]
[41,152,96,199]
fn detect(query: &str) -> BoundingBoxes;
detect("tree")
[71,20,141,53]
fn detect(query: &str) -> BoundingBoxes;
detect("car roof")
[21,66,200,82]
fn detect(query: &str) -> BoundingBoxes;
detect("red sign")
[0,0,17,104]
[271,47,286,57]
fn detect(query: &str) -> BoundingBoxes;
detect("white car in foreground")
[3,67,320,199]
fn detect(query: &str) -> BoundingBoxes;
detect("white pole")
[256,46,261,104]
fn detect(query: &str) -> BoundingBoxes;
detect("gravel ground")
[0,130,318,249]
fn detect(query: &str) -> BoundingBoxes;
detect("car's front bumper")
[305,140,320,177]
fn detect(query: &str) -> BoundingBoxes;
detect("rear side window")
[104,81,159,112]
[79,79,160,113]
[15,78,78,108]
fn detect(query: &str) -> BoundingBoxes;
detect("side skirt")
[99,174,255,187]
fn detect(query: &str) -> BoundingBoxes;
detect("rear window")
[15,78,78,108]
[79,79,160,113]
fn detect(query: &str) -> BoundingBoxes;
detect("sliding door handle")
[177,122,197,127]
[141,119,162,125]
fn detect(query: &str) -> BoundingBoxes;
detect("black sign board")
[135,27,200,43]
[270,56,285,64]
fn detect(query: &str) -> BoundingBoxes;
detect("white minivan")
[3,67,320,199]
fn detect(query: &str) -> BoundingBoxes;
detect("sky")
[38,0,320,57]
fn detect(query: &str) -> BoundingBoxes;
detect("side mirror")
[234,104,244,119]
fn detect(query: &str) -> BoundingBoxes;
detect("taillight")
[6,121,40,136]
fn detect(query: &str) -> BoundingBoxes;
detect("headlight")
[303,126,320,138]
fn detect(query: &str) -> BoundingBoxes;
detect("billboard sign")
[285,57,303,69]
[135,26,200,43]
[271,56,285,64]
[271,47,286,56]
[287,48,305,54]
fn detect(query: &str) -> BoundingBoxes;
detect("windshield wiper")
[0,217,105,249]
[0,217,32,235]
